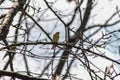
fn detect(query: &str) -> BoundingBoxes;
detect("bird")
[52,32,60,49]
[67,0,72,2]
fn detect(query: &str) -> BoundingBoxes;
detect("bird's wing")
[53,33,59,42]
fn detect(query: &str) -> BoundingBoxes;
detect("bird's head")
[56,32,60,35]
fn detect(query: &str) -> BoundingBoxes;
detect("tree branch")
[0,70,48,80]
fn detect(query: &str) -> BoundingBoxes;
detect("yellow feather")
[52,32,60,49]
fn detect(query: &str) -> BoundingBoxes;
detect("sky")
[0,0,120,80]
[29,0,120,80]
[33,0,120,80]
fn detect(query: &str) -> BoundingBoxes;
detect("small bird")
[67,0,75,3]
[52,32,60,49]
[67,0,72,2]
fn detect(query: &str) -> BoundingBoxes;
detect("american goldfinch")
[67,0,72,2]
[52,32,60,49]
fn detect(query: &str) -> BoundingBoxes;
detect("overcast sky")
[1,0,120,80]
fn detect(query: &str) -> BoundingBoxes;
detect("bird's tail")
[52,45,56,49]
